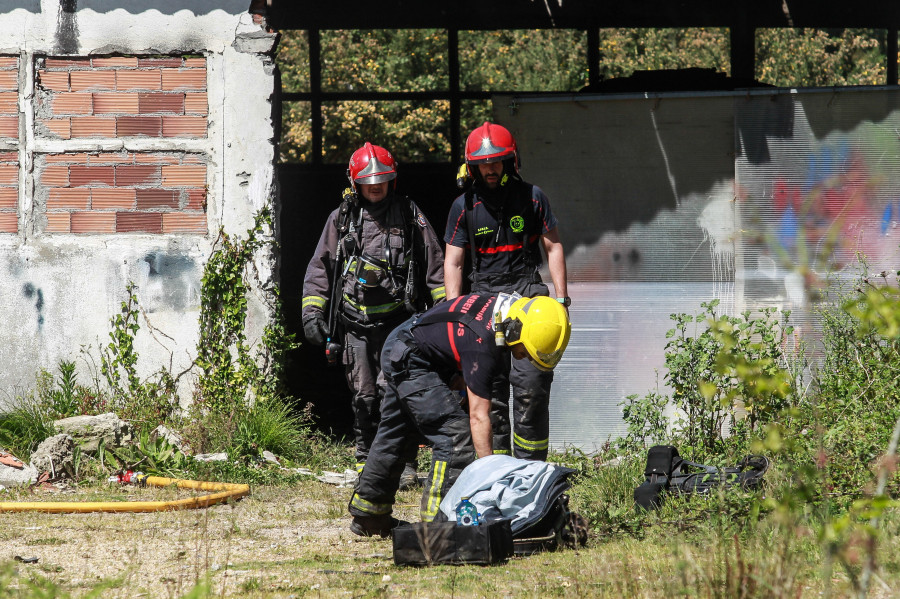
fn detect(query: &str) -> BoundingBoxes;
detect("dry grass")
[1,479,900,598]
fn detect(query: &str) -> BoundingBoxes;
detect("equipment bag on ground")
[634,445,770,511]
[392,519,514,566]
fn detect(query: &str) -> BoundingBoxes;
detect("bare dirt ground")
[0,478,428,598]
[0,477,624,598]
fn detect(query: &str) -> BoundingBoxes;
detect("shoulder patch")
[416,213,427,228]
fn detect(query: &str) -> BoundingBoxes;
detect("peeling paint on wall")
[136,252,200,312]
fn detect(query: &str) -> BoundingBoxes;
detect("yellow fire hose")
[0,476,250,513]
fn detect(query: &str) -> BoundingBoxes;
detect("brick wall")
[28,55,209,235]
[0,56,17,234]
[0,151,17,234]
[39,152,207,234]
[36,56,208,140]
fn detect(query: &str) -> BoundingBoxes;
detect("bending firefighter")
[302,142,446,486]
[348,293,571,537]
[444,122,569,461]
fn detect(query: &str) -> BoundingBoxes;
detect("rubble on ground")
[31,434,75,479]
[54,412,132,453]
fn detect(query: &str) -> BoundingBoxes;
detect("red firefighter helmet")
[464,122,518,168]
[347,142,397,189]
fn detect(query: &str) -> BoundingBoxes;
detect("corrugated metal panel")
[549,281,733,451]
[497,88,900,451]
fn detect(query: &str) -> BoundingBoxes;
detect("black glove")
[303,313,329,346]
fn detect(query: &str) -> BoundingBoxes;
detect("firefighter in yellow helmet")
[348,293,570,537]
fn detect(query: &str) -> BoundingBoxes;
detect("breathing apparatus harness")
[325,188,422,363]
[410,293,520,370]
[459,170,539,286]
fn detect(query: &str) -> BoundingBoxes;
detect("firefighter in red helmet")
[303,142,446,488]
[443,122,570,461]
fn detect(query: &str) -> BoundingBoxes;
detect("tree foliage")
[756,28,886,87]
[276,27,889,163]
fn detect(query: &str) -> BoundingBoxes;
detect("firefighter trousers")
[349,317,476,522]
[471,274,554,462]
[342,323,393,470]
[490,353,554,461]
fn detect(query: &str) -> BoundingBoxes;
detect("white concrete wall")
[0,1,278,406]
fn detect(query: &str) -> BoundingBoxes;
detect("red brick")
[161,165,205,187]
[71,211,115,233]
[45,57,90,68]
[116,165,160,186]
[46,212,71,233]
[37,70,69,92]
[40,165,69,186]
[135,153,179,165]
[51,92,92,115]
[185,188,206,210]
[0,71,17,91]
[70,71,116,91]
[88,153,134,165]
[71,116,115,137]
[0,116,17,138]
[163,212,207,234]
[161,69,205,91]
[92,57,138,68]
[138,93,184,114]
[116,70,161,91]
[162,116,206,137]
[116,116,161,137]
[0,187,16,209]
[117,212,163,233]
[0,57,17,68]
[0,213,16,233]
[0,91,17,114]
[0,152,16,162]
[93,93,139,114]
[69,165,114,186]
[48,188,90,209]
[92,188,136,209]
[136,188,178,209]
[184,58,206,69]
[184,92,208,115]
[44,153,89,164]
[138,57,183,68]
[39,118,71,139]
[0,164,16,184]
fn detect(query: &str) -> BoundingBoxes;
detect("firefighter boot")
[398,462,420,491]
[350,514,405,538]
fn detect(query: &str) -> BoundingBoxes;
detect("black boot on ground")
[398,463,420,491]
[349,515,405,538]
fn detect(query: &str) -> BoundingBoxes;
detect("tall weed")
[0,396,55,460]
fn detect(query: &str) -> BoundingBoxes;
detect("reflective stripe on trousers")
[348,317,477,521]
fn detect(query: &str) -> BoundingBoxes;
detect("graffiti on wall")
[738,93,900,306]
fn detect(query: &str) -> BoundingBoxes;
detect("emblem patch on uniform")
[509,215,525,233]
[416,213,427,228]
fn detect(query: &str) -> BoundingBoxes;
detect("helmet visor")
[534,347,564,370]
[355,172,396,185]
